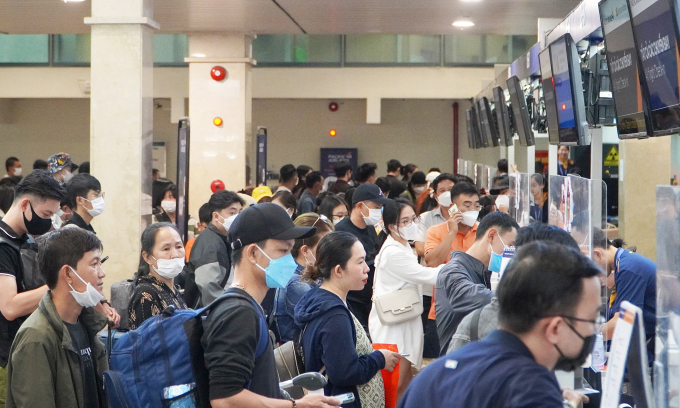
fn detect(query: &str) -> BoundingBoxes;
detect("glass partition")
[474,164,485,190]
[0,34,49,64]
[153,34,189,66]
[253,35,341,66]
[444,34,536,65]
[508,173,532,227]
[345,34,440,65]
[53,34,91,65]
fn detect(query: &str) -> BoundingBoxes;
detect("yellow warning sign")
[604,146,619,167]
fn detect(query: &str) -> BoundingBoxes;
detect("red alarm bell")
[211,66,226,81]
[329,102,339,112]
[211,180,225,193]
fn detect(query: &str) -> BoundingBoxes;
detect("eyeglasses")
[557,315,605,334]
[458,203,482,211]
[398,216,420,227]
[332,213,347,220]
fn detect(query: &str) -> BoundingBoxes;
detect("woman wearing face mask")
[403,171,427,203]
[271,213,334,343]
[369,199,443,398]
[318,194,349,226]
[295,232,401,408]
[128,222,187,330]
[152,183,178,224]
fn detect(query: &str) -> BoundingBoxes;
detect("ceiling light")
[452,20,475,27]
[191,53,206,58]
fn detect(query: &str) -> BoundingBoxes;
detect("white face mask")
[397,223,419,241]
[62,170,74,184]
[461,210,479,227]
[414,186,425,195]
[218,213,238,232]
[437,191,452,208]
[361,203,382,226]
[161,200,176,214]
[333,217,345,226]
[495,194,509,209]
[13,167,22,177]
[68,266,104,308]
[151,256,185,279]
[82,197,105,217]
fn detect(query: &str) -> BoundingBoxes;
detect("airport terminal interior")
[1,0,680,407]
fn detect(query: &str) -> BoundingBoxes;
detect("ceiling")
[0,0,580,36]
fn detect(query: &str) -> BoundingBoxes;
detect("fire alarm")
[211,66,226,81]
[329,102,339,112]
[211,180,225,193]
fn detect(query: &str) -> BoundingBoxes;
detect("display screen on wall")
[466,109,477,149]
[478,97,500,147]
[320,148,358,178]
[492,86,513,146]
[600,0,651,138]
[539,47,561,145]
[474,100,490,148]
[506,75,535,146]
[628,0,680,136]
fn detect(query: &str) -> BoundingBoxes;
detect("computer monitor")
[539,47,561,145]
[549,33,590,146]
[493,86,513,146]
[478,97,500,147]
[584,53,617,127]
[506,75,535,146]
[466,109,476,149]
[627,0,680,136]
[473,102,489,148]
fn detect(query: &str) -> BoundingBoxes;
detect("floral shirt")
[128,274,187,330]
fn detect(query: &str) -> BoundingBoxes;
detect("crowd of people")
[0,153,658,408]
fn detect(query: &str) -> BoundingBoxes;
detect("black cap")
[229,203,316,250]
[490,176,510,195]
[352,183,391,205]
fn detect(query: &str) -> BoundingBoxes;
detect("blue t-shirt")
[608,249,656,362]
[398,330,564,408]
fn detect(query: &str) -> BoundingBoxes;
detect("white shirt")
[276,185,292,193]
[416,207,447,243]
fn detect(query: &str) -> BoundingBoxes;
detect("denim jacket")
[272,264,317,343]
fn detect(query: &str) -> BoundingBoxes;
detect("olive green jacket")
[6,291,108,408]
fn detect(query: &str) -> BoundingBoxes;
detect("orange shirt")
[184,237,196,262]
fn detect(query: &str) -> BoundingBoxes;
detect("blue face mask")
[256,246,298,288]
[489,235,507,273]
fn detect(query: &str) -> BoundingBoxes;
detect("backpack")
[103,290,270,408]
[110,278,136,331]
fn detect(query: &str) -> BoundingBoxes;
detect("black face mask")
[553,320,597,372]
[23,202,53,236]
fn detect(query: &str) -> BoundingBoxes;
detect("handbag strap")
[470,307,483,342]
[372,241,404,301]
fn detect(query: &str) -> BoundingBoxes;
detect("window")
[345,35,440,65]
[0,35,49,64]
[254,35,341,66]
[53,34,91,65]
[154,34,189,66]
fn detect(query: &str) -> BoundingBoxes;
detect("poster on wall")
[320,148,358,178]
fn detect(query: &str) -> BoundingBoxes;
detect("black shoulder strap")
[470,307,483,343]
[0,235,20,252]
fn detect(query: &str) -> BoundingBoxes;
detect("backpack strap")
[0,235,20,252]
[470,307,483,343]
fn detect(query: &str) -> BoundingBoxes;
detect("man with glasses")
[64,174,105,234]
[434,212,519,354]
[400,241,600,408]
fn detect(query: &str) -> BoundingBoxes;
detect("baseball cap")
[229,203,316,250]
[47,153,78,174]
[252,186,273,203]
[490,176,510,195]
[238,193,257,208]
[352,183,391,206]
[425,171,440,184]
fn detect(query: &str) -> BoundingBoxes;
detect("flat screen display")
[493,86,513,146]
[539,47,561,145]
[474,101,489,148]
[466,109,476,149]
[600,0,651,138]
[628,0,680,135]
[478,97,500,147]
[506,75,535,146]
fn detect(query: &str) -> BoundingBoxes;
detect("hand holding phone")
[333,393,355,405]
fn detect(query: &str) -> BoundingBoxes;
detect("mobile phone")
[399,353,410,357]
[448,204,459,217]
[333,393,355,405]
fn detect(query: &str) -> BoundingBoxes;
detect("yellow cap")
[252,186,273,203]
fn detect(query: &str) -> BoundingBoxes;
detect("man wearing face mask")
[334,183,392,330]
[414,173,456,259]
[7,227,109,408]
[47,153,78,184]
[399,242,601,408]
[202,203,341,408]
[434,212,518,354]
[2,158,21,180]
[63,174,104,234]
[185,190,245,308]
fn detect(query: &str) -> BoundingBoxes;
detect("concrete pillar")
[85,0,157,295]
[186,34,255,217]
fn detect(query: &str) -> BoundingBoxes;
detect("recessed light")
[452,20,475,27]
[191,53,206,58]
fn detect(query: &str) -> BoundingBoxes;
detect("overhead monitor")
[599,0,651,138]
[549,34,590,146]
[506,75,535,146]
[627,0,680,136]
[539,47,561,145]
[478,97,500,147]
[473,102,490,148]
[493,86,513,146]
[465,109,476,149]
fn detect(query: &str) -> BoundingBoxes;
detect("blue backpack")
[104,290,270,408]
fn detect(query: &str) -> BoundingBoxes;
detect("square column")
[186,34,255,217]
[85,0,157,294]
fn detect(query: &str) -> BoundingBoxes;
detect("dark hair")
[303,231,358,283]
[208,190,245,215]
[297,165,312,179]
[387,159,402,173]
[344,187,356,208]
[453,174,474,185]
[379,198,414,247]
[305,171,323,189]
[231,239,266,267]
[531,173,544,186]
[280,164,297,183]
[407,171,426,200]
[198,203,212,224]
[38,227,103,289]
[5,157,18,172]
[152,179,173,208]
[14,170,66,203]
[292,213,334,258]
[515,223,578,249]
[591,227,626,250]
[66,173,101,209]
[428,167,441,173]
[451,181,479,201]
[334,162,352,178]
[136,222,181,278]
[476,212,519,241]
[152,183,177,209]
[318,194,348,221]
[401,163,417,180]
[497,241,602,334]
[478,195,496,219]
[0,184,14,214]
[356,163,377,183]
[273,190,297,211]
[152,169,160,177]
[78,162,90,174]
[431,173,456,193]
[497,159,508,173]
[33,159,48,171]
[374,177,390,197]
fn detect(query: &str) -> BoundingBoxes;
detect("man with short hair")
[497,159,508,177]
[0,170,66,407]
[277,164,298,193]
[298,171,324,214]
[2,159,21,180]
[202,203,339,408]
[334,183,391,329]
[414,173,456,258]
[292,165,313,198]
[329,162,352,194]
[355,163,377,185]
[47,153,78,184]
[400,241,600,408]
[385,159,407,199]
[64,174,105,234]
[7,228,108,408]
[185,190,245,308]
[32,160,48,172]
[435,212,519,353]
